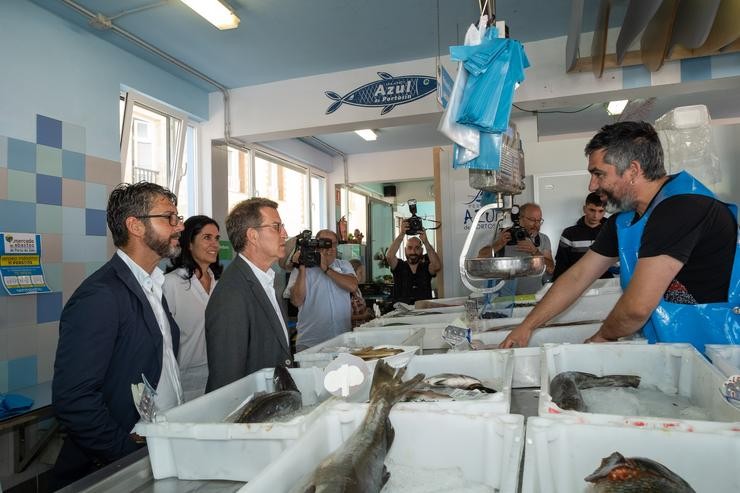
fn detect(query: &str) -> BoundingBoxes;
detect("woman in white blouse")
[163,215,222,401]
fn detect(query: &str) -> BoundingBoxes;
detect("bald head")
[404,237,423,265]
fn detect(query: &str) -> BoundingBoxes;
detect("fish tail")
[325,100,342,114]
[370,360,424,407]
[470,383,497,394]
[274,364,299,392]
[592,375,641,389]
[324,91,342,101]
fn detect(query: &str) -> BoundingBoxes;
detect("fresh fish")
[550,371,641,412]
[350,346,404,361]
[291,360,424,492]
[404,388,455,402]
[585,451,696,492]
[236,365,302,423]
[423,373,497,393]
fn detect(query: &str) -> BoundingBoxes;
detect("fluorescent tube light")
[180,0,240,30]
[606,100,629,116]
[354,129,377,141]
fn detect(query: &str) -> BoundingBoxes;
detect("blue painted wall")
[0,1,209,391]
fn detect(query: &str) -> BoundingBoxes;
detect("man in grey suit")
[205,198,293,392]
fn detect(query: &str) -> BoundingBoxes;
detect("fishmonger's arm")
[499,250,616,348]
[586,254,683,342]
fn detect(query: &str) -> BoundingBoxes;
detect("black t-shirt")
[391,255,435,304]
[591,193,736,303]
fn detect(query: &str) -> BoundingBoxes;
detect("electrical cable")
[512,103,595,114]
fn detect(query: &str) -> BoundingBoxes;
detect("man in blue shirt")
[288,230,358,352]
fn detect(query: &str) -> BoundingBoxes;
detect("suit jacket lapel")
[110,254,164,356]
[237,258,290,354]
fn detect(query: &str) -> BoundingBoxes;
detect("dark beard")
[144,227,181,259]
[406,254,420,265]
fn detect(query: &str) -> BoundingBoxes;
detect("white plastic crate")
[348,350,514,414]
[522,416,740,493]
[134,367,332,481]
[705,344,740,378]
[294,328,423,369]
[365,311,463,327]
[239,404,525,493]
[539,343,740,426]
[381,305,465,318]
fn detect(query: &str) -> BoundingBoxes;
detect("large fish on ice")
[291,360,424,492]
[585,451,696,492]
[550,371,641,412]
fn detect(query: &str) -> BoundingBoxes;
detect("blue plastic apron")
[615,171,740,352]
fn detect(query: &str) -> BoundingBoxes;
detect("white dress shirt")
[117,250,183,412]
[240,254,290,346]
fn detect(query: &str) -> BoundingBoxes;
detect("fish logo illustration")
[325,72,437,115]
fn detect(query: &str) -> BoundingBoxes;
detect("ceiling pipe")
[61,0,241,147]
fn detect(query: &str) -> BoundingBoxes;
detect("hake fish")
[550,371,641,412]
[423,373,497,394]
[585,452,696,492]
[350,346,404,361]
[291,360,424,493]
[235,365,302,423]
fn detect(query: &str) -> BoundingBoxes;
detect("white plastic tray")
[522,416,740,493]
[134,367,332,481]
[705,344,740,378]
[239,404,525,493]
[539,343,740,426]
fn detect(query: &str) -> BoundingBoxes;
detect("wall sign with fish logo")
[325,72,437,115]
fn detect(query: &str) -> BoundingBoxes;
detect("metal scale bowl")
[459,202,546,293]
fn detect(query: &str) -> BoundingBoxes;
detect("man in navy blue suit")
[52,182,185,487]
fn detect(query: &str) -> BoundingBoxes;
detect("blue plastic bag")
[0,393,34,419]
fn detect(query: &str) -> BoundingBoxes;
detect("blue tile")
[62,122,86,154]
[681,57,712,82]
[7,138,36,173]
[37,115,62,149]
[85,182,108,209]
[0,360,8,393]
[86,208,107,236]
[8,355,37,391]
[621,65,651,89]
[36,204,63,234]
[0,200,36,232]
[62,150,86,181]
[0,135,7,167]
[7,169,36,203]
[37,174,62,206]
[43,263,63,292]
[63,235,108,262]
[711,52,740,79]
[37,291,63,324]
[62,207,85,235]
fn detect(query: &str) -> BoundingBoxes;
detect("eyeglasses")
[254,222,286,233]
[136,212,184,226]
[524,217,544,225]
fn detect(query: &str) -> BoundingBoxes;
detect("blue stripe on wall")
[621,65,651,89]
[680,57,712,82]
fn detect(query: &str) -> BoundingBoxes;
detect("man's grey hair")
[584,121,666,180]
[519,203,541,217]
[226,197,278,253]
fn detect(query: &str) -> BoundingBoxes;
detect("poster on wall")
[0,232,51,295]
[324,72,437,115]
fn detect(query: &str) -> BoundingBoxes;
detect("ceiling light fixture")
[354,129,378,141]
[180,0,240,30]
[606,99,629,116]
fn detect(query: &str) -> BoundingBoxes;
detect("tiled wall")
[0,115,119,392]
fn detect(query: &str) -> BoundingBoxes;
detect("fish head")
[274,364,300,392]
[585,452,629,483]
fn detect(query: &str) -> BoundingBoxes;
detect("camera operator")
[386,218,442,305]
[287,229,358,352]
[478,202,555,295]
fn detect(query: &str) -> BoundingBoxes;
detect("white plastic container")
[134,367,332,481]
[294,328,423,369]
[539,343,740,425]
[522,416,740,493]
[239,404,525,493]
[365,311,463,327]
[349,350,514,414]
[534,278,621,324]
[705,344,740,378]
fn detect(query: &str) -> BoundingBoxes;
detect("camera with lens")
[296,230,333,268]
[405,199,424,236]
[507,205,529,246]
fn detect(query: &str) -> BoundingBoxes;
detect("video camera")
[405,199,424,236]
[507,205,529,246]
[296,230,333,268]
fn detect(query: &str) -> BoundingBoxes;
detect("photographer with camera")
[478,202,555,295]
[287,229,358,352]
[387,200,442,305]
